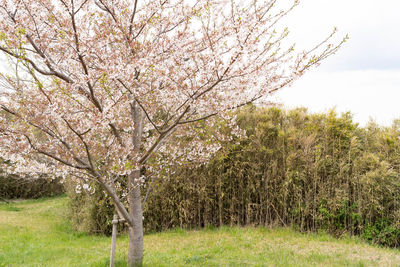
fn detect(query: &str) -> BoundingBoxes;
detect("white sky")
[272,0,400,126]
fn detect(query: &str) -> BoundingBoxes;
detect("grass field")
[0,196,399,266]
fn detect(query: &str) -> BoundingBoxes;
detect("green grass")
[0,197,399,266]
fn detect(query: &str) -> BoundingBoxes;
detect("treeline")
[69,107,400,247]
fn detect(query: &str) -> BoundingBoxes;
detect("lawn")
[0,196,399,266]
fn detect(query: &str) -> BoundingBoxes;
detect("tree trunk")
[128,170,144,267]
[127,100,145,266]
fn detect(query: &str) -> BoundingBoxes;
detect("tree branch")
[23,134,88,170]
[129,0,139,36]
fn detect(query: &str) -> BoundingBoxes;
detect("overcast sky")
[272,0,400,126]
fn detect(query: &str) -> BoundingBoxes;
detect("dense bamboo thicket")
[68,107,400,247]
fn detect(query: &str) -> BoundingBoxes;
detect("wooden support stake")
[110,214,118,267]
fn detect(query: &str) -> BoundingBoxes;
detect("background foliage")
[66,107,400,247]
[0,161,64,199]
[66,182,119,235]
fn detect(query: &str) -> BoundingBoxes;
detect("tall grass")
[67,107,400,248]
[142,107,400,247]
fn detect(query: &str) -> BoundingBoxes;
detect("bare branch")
[23,134,88,170]
[129,0,139,36]
[178,112,217,125]
[62,117,95,170]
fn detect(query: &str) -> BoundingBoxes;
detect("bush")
[363,219,400,247]
[0,173,64,200]
[66,181,128,235]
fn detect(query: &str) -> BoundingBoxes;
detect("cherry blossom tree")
[0,0,345,265]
